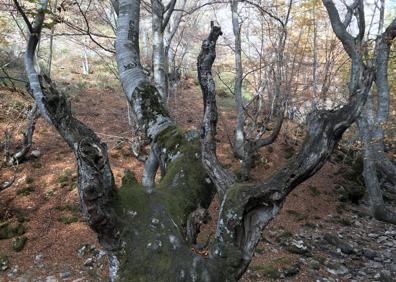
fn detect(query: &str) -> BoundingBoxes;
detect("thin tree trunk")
[231,0,245,159]
[152,0,169,103]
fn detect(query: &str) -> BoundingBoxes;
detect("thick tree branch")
[342,0,359,28]
[198,23,237,200]
[23,0,120,251]
[116,0,172,140]
[203,5,375,276]
[322,0,357,58]
[162,0,176,31]
[13,0,33,34]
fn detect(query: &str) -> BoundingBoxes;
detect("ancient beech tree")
[21,0,395,281]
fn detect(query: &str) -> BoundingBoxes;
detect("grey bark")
[357,13,396,224]
[326,0,396,223]
[231,0,245,159]
[198,23,237,200]
[22,0,120,253]
[19,1,395,281]
[151,0,169,102]
[164,0,186,72]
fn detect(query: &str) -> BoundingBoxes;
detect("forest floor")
[0,81,395,282]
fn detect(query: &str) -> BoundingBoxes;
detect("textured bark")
[198,23,237,200]
[358,109,396,224]
[198,3,374,279]
[239,115,284,180]
[152,0,169,102]
[357,15,396,224]
[20,1,396,281]
[186,207,209,245]
[22,0,120,254]
[324,0,396,224]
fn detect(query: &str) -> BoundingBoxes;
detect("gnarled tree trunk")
[21,0,396,281]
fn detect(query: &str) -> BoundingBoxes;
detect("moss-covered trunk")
[107,129,228,281]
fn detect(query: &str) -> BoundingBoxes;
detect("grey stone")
[83,258,94,267]
[363,248,378,260]
[380,270,392,282]
[31,150,41,158]
[323,234,354,255]
[59,271,71,279]
[34,254,44,262]
[326,262,349,275]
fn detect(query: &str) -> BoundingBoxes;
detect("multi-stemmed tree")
[20,0,395,280]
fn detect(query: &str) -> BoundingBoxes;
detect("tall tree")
[20,0,396,281]
[231,0,245,160]
[151,0,185,103]
[323,0,396,224]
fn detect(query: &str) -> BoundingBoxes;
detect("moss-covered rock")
[12,236,27,252]
[0,221,26,240]
[16,186,35,196]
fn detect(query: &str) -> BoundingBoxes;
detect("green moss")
[12,236,27,252]
[58,168,72,186]
[114,170,149,217]
[25,177,34,184]
[16,186,35,196]
[250,264,280,279]
[154,125,183,154]
[55,203,79,213]
[121,169,138,187]
[159,136,215,229]
[0,222,26,239]
[308,185,321,197]
[275,230,293,244]
[58,215,79,224]
[137,84,169,122]
[56,202,80,224]
[274,257,301,277]
[44,189,55,199]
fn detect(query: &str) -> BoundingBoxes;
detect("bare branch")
[322,0,356,58]
[242,0,285,28]
[13,0,33,34]
[162,0,176,29]
[75,1,115,54]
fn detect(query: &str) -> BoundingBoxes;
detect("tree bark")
[151,0,169,103]
[356,15,396,224]
[20,1,396,281]
[231,0,245,159]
